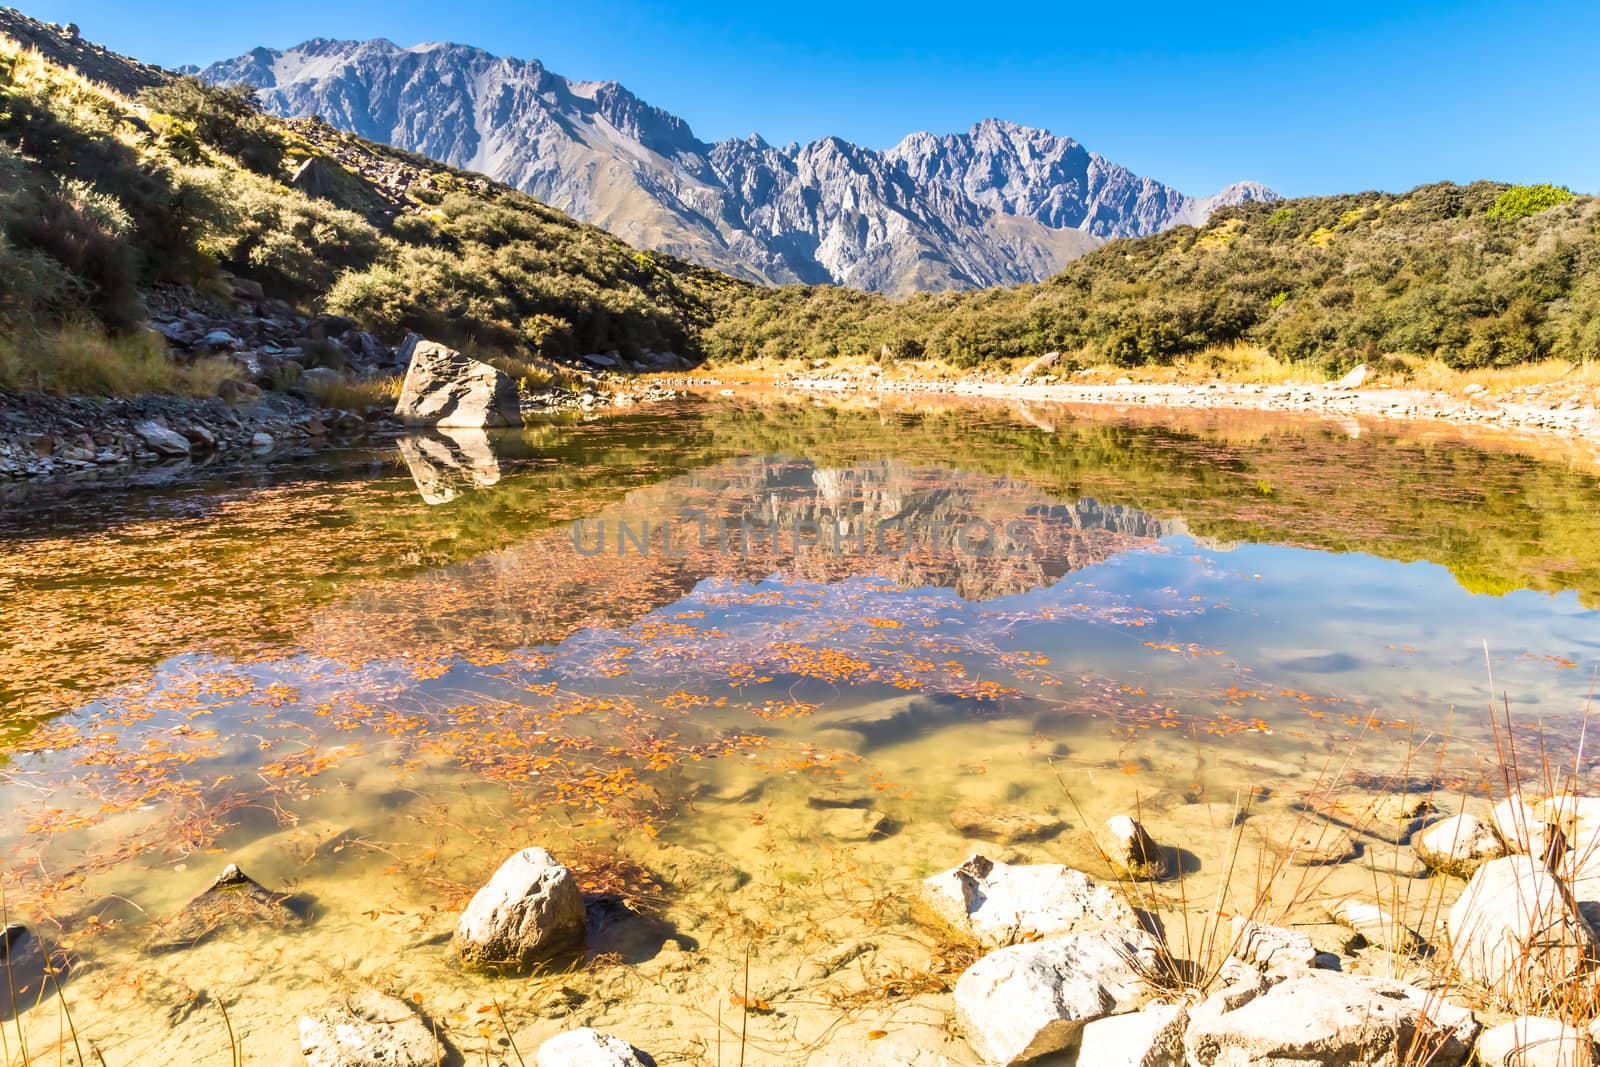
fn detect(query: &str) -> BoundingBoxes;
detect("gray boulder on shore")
[953,927,1160,1065]
[453,847,585,971]
[395,338,523,429]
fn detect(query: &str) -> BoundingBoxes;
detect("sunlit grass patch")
[0,324,245,397]
[302,372,402,411]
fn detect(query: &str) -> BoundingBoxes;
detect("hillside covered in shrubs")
[701,182,1600,374]
[0,19,740,393]
[1,11,1597,397]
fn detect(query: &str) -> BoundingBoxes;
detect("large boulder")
[453,848,585,971]
[1446,855,1597,1001]
[298,988,448,1067]
[1183,969,1478,1066]
[953,928,1159,1065]
[535,1028,655,1066]
[395,339,522,429]
[919,854,1137,948]
[133,419,191,457]
[1073,1002,1187,1067]
[1415,812,1506,878]
[1475,1017,1592,1067]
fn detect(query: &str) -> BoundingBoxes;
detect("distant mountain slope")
[198,38,1276,295]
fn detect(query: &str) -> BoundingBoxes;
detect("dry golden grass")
[302,372,402,411]
[0,325,246,398]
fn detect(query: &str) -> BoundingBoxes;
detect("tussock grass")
[302,373,401,412]
[0,325,243,398]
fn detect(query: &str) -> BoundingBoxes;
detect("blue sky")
[22,0,1599,197]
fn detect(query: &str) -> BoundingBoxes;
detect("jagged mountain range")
[197,37,1276,295]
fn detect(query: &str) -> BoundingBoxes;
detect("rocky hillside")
[197,38,1276,295]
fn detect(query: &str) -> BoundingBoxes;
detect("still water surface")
[1,395,1597,1063]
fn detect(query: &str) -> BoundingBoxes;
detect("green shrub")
[1486,183,1574,221]
[139,77,283,175]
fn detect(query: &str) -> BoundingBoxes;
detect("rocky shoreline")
[7,787,1592,1066]
[691,368,1600,451]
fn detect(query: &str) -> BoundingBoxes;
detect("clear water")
[2,395,1598,1064]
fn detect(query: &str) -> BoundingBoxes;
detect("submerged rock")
[637,840,747,895]
[145,863,307,953]
[1106,814,1172,880]
[535,1027,655,1066]
[1324,895,1427,953]
[1476,1017,1591,1067]
[948,803,1065,843]
[454,847,584,971]
[298,987,450,1067]
[1328,900,1426,956]
[953,928,1159,1065]
[1268,819,1360,867]
[1184,969,1478,1066]
[395,338,522,429]
[816,807,890,841]
[1414,812,1506,878]
[1447,855,1597,999]
[0,924,72,1021]
[919,854,1137,948]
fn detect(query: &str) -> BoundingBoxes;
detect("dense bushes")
[0,39,733,390]
[138,77,282,174]
[704,182,1599,371]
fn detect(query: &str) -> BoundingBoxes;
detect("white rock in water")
[536,1028,654,1066]
[1230,916,1318,971]
[1492,795,1563,860]
[133,420,191,456]
[1183,969,1478,1067]
[1447,855,1597,998]
[920,854,1137,948]
[953,928,1159,1065]
[395,337,522,428]
[1477,1017,1591,1067]
[1073,1001,1187,1067]
[299,988,444,1067]
[1329,900,1425,955]
[1106,814,1171,879]
[1414,812,1506,877]
[1330,363,1368,389]
[453,847,584,971]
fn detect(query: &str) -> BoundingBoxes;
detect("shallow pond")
[2,394,1598,1065]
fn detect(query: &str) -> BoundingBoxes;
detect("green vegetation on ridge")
[0,41,738,393]
[2,20,1598,397]
[702,183,1600,373]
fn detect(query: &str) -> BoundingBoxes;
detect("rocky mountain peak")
[198,37,1278,293]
